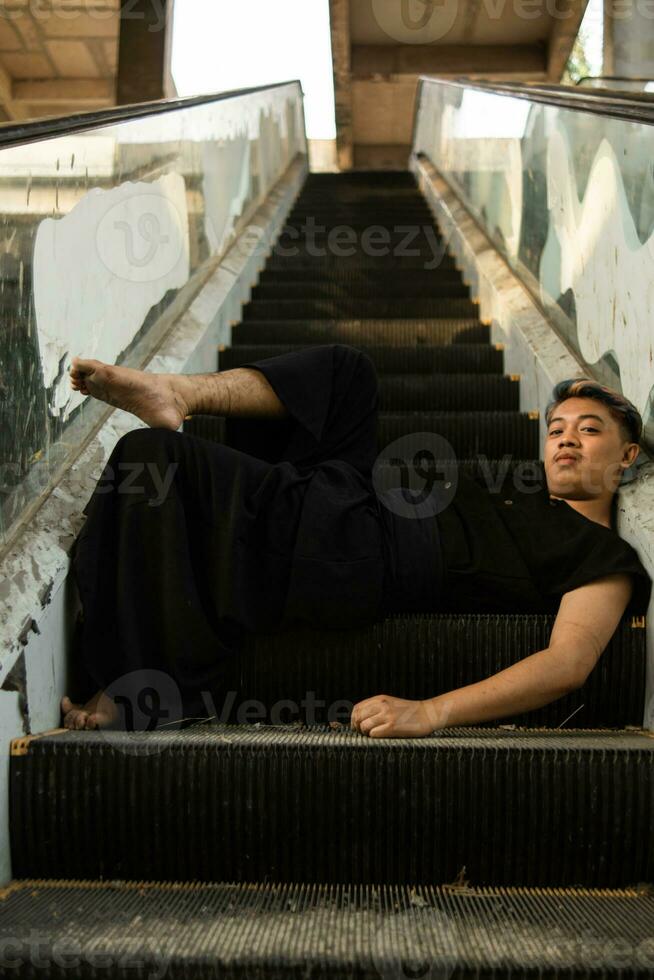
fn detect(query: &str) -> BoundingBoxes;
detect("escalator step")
[303,169,417,182]
[242,298,479,319]
[11,726,653,886]
[377,375,519,411]
[271,242,448,263]
[224,612,645,730]
[251,281,469,300]
[257,267,464,284]
[184,410,539,458]
[226,356,520,412]
[219,343,503,374]
[263,254,458,271]
[284,213,437,226]
[232,319,487,345]
[378,412,538,458]
[2,878,653,978]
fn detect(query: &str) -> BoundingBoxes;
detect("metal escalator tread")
[219,343,502,374]
[232,319,488,345]
[285,207,438,217]
[224,366,506,409]
[257,267,464,283]
[262,255,459,270]
[158,605,645,729]
[10,726,654,886]
[242,298,479,318]
[2,878,654,978]
[251,282,470,300]
[376,375,519,411]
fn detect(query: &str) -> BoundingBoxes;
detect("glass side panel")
[0,83,306,549]
[413,79,654,452]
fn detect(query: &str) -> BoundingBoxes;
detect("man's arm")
[350,573,633,737]
[424,572,634,730]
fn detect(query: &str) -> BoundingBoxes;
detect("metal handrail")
[0,79,304,150]
[413,76,654,127]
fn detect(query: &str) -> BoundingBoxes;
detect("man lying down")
[60,343,651,738]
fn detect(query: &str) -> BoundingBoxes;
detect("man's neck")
[549,492,613,529]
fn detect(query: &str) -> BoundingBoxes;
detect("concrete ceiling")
[330,0,589,168]
[0,0,176,125]
[0,0,120,121]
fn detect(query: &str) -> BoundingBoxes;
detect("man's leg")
[68,355,290,429]
[62,426,289,731]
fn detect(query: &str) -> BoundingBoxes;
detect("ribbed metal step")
[376,375,518,411]
[232,319,487,345]
[303,169,417,183]
[219,612,646,730]
[242,298,479,319]
[379,412,538,458]
[2,878,654,979]
[251,281,469,300]
[263,254,459,271]
[287,200,433,210]
[11,727,654,886]
[272,239,447,259]
[284,212,437,226]
[184,410,538,458]
[226,362,520,412]
[219,343,502,374]
[257,267,464,284]
[298,181,419,196]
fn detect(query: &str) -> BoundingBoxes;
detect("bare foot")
[69,356,190,430]
[61,690,120,730]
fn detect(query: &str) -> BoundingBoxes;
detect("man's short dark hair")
[545,378,642,444]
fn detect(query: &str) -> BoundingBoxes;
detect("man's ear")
[621,442,640,469]
[620,442,640,484]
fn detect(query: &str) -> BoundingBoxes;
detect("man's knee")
[114,427,180,463]
[333,344,379,404]
[108,428,182,503]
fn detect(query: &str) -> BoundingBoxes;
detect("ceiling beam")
[0,60,25,120]
[329,0,353,171]
[547,0,589,81]
[352,44,548,77]
[12,78,114,105]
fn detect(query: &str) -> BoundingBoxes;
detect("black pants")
[70,344,392,725]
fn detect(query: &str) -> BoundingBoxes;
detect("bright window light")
[171,0,337,140]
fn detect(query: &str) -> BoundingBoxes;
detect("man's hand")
[350,694,437,738]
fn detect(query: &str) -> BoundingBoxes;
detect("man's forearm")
[423,645,583,730]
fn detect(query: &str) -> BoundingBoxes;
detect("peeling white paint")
[542,128,654,418]
[33,172,190,422]
[202,135,253,257]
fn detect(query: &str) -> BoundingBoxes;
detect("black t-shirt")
[435,466,652,615]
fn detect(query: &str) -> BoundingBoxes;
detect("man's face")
[543,396,639,499]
